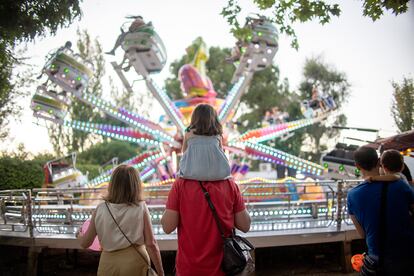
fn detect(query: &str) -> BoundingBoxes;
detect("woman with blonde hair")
[77,165,164,276]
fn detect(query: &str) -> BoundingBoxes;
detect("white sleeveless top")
[94,201,147,252]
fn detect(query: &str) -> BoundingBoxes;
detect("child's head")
[189,104,222,136]
[380,149,404,173]
[353,146,379,172]
[106,164,143,204]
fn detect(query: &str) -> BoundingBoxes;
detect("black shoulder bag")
[198,181,255,276]
[360,183,389,276]
[104,202,157,276]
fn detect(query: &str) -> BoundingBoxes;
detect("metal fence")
[0,180,361,238]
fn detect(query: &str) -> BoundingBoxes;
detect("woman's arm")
[77,210,97,249]
[143,208,164,276]
[234,209,251,233]
[160,209,179,234]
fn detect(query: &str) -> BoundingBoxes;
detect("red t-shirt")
[166,178,246,276]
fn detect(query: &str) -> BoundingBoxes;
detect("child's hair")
[353,146,378,171]
[381,149,404,173]
[105,164,143,204]
[188,104,222,136]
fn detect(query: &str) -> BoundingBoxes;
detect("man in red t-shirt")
[161,178,251,276]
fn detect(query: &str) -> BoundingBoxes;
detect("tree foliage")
[221,0,410,49]
[298,57,350,160]
[391,77,414,132]
[0,157,44,190]
[77,140,138,166]
[0,0,83,139]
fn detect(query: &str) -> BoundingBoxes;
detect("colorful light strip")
[78,93,177,146]
[218,76,245,122]
[147,79,186,132]
[238,117,323,143]
[63,119,162,147]
[241,141,324,175]
[88,152,165,187]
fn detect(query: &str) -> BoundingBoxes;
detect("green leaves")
[0,0,83,140]
[391,77,414,132]
[0,157,44,190]
[221,0,408,49]
[363,0,409,21]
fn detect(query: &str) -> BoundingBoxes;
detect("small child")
[178,104,231,181]
[366,149,410,186]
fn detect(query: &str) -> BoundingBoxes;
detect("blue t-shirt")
[347,180,414,258]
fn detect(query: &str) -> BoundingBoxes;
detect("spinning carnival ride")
[30,15,336,202]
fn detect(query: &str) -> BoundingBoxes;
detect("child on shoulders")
[178,104,231,181]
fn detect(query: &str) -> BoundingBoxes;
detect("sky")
[1,0,413,154]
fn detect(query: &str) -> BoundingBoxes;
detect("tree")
[298,57,350,160]
[0,0,82,138]
[77,140,138,166]
[391,77,414,132]
[221,0,410,49]
[0,50,35,139]
[48,29,105,155]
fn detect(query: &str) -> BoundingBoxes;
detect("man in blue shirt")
[347,146,414,275]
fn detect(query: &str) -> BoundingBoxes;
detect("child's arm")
[365,174,401,182]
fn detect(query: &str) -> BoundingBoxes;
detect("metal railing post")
[27,190,34,238]
[336,180,343,231]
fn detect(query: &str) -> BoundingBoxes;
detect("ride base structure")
[1,15,359,273]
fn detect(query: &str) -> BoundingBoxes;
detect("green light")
[36,106,41,110]
[355,168,360,175]
[48,109,54,114]
[257,32,262,36]
[323,162,329,169]
[51,64,56,69]
[247,35,252,41]
[339,164,345,172]
[76,76,81,81]
[64,68,69,73]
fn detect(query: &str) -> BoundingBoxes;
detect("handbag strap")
[378,182,389,270]
[198,181,226,240]
[104,201,151,267]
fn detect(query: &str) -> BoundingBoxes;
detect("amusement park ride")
[0,15,361,252]
[30,14,340,190]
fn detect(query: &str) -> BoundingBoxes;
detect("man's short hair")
[353,146,379,171]
[381,149,404,173]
